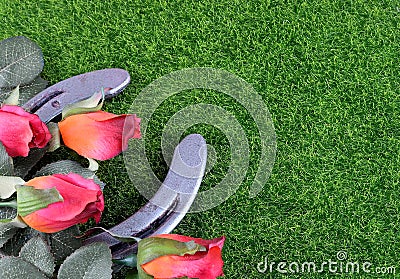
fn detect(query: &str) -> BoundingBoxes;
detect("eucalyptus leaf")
[0,142,13,176]
[19,76,48,105]
[58,242,112,279]
[13,147,48,179]
[36,160,105,190]
[3,85,19,105]
[0,207,17,221]
[47,122,60,152]
[49,226,82,265]
[0,36,44,89]
[0,257,49,279]
[0,216,27,229]
[0,227,43,257]
[0,223,19,249]
[0,208,20,249]
[19,236,55,277]
[0,76,48,105]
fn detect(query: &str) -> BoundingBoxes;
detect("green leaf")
[0,77,48,105]
[0,257,48,279]
[58,242,112,279]
[0,207,16,220]
[19,236,55,277]
[0,176,24,199]
[46,123,61,152]
[0,207,19,248]
[0,223,19,249]
[62,89,104,120]
[13,147,48,179]
[0,142,13,176]
[16,186,63,217]
[0,227,43,257]
[35,160,105,190]
[0,208,24,250]
[3,85,19,105]
[0,36,44,88]
[19,76,47,105]
[0,216,26,228]
[49,226,82,265]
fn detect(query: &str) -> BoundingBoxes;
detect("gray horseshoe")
[22,69,206,258]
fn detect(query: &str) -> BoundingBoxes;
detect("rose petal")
[21,173,104,233]
[142,246,224,279]
[59,111,141,160]
[0,111,32,157]
[0,105,51,156]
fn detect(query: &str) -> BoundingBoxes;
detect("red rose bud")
[138,234,225,279]
[58,111,141,160]
[0,105,51,157]
[20,173,104,233]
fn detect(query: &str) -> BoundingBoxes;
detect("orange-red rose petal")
[58,111,141,160]
[21,173,104,233]
[0,105,51,157]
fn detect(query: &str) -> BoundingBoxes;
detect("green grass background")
[1,0,399,278]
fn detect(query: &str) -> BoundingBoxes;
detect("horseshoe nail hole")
[51,100,60,108]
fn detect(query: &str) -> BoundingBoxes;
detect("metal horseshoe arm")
[23,68,130,123]
[83,133,207,258]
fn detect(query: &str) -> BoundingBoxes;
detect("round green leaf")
[0,77,48,106]
[58,242,112,279]
[0,257,48,279]
[49,226,82,265]
[0,227,43,257]
[0,142,13,176]
[0,223,19,249]
[19,236,55,277]
[0,36,44,88]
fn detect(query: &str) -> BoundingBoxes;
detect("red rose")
[20,173,104,233]
[58,111,141,160]
[0,105,51,157]
[138,234,225,279]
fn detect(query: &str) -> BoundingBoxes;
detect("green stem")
[0,200,17,209]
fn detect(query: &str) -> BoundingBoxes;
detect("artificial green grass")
[1,0,399,278]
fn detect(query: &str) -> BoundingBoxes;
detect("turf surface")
[1,0,399,278]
